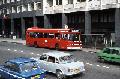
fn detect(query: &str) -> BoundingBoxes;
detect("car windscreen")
[20,62,38,72]
[59,55,75,63]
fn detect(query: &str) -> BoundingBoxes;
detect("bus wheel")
[55,44,59,50]
[34,42,38,48]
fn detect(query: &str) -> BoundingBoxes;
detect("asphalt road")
[0,42,120,79]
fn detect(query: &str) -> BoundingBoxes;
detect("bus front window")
[69,34,80,41]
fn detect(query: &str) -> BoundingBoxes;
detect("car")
[0,57,46,79]
[32,51,85,79]
[97,47,120,63]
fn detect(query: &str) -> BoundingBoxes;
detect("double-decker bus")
[26,27,82,50]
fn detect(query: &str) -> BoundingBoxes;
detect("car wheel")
[99,57,105,63]
[56,71,64,79]
[0,74,4,79]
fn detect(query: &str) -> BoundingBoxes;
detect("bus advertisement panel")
[26,27,82,50]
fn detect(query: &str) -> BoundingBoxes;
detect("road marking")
[106,67,110,69]
[37,54,40,56]
[14,50,17,52]
[21,51,23,53]
[23,43,26,45]
[86,63,93,66]
[8,49,10,51]
[96,65,100,67]
[31,53,34,55]
[103,66,107,68]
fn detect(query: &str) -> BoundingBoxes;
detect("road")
[0,41,120,79]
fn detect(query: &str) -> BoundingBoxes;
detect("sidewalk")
[0,38,26,45]
[0,38,100,53]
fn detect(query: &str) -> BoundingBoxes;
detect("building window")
[12,6,16,13]
[78,0,86,2]
[37,2,42,10]
[17,6,22,13]
[3,8,7,14]
[16,0,20,1]
[0,0,2,5]
[56,0,62,5]
[0,9,1,14]
[7,0,10,3]
[22,4,28,12]
[7,8,11,14]
[28,3,34,11]
[11,0,15,2]
[68,0,73,4]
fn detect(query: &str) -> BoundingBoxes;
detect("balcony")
[88,1,101,10]
[54,5,63,13]
[74,2,86,11]
[44,6,54,14]
[101,0,117,9]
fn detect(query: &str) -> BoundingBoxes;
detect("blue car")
[0,57,46,79]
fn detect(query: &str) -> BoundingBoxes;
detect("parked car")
[97,47,120,63]
[0,57,46,79]
[32,51,85,79]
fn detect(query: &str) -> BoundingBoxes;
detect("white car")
[32,51,85,79]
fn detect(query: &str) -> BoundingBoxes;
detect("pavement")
[0,38,100,53]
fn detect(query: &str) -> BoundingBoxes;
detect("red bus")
[26,27,82,50]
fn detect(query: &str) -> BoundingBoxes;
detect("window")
[111,49,119,55]
[40,55,47,61]
[22,4,28,12]
[0,0,2,5]
[7,0,10,3]
[28,3,34,11]
[3,8,7,14]
[5,62,20,73]
[44,33,48,38]
[56,0,62,5]
[103,48,110,54]
[11,0,15,2]
[81,0,86,2]
[48,56,55,63]
[12,6,16,13]
[77,0,86,2]
[37,2,42,10]
[0,9,2,14]
[37,33,43,38]
[7,8,11,14]
[17,6,21,13]
[16,0,20,1]
[48,33,54,38]
[68,0,73,4]
[55,33,60,39]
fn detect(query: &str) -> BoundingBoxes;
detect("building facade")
[0,0,120,46]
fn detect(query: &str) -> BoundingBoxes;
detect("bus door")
[46,33,56,48]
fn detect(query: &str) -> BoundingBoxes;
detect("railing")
[54,5,63,13]
[74,2,86,9]
[44,6,54,14]
[88,1,101,10]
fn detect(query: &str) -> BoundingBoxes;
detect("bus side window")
[55,33,60,39]
[44,33,48,38]
[37,33,43,38]
[48,33,54,38]
[30,32,34,38]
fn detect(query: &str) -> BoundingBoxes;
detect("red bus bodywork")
[26,27,82,50]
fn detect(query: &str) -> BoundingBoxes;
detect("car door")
[46,56,58,73]
[39,54,48,70]
[110,49,120,63]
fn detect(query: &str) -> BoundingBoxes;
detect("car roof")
[106,47,120,50]
[43,51,71,58]
[9,57,36,65]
